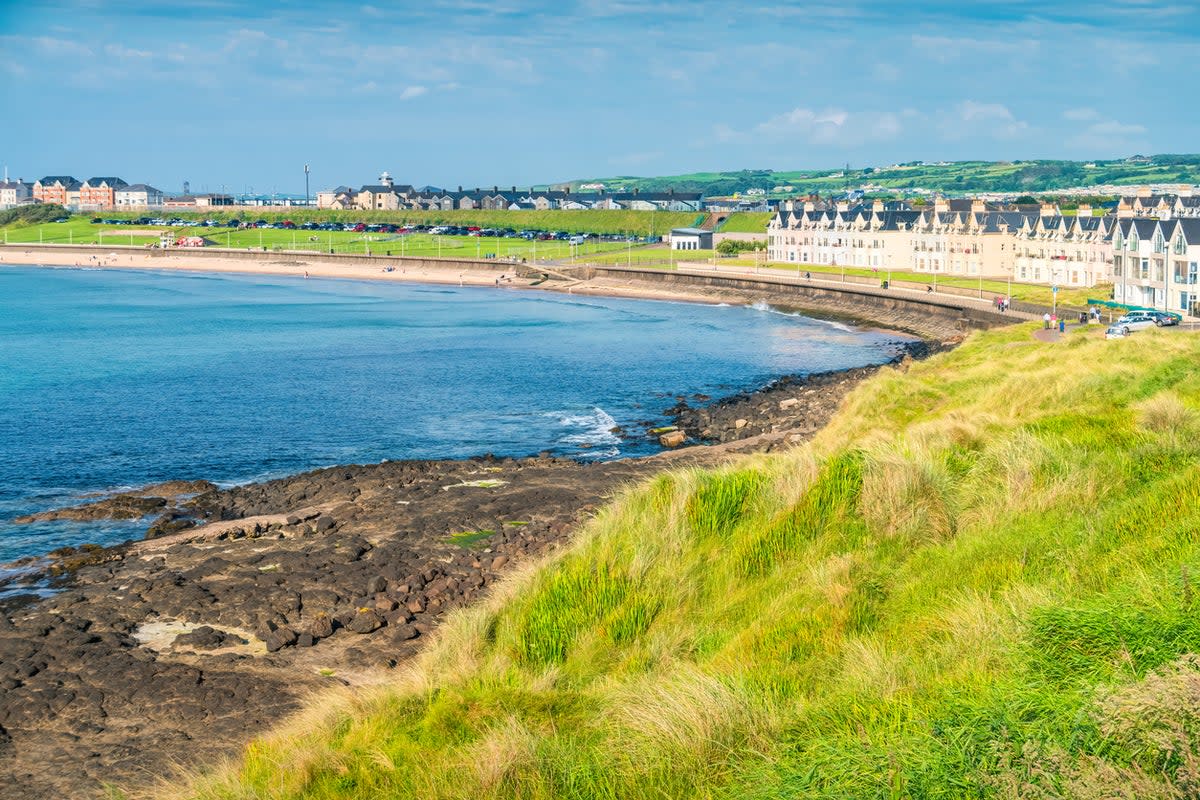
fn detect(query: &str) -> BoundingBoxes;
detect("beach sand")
[0,246,742,307]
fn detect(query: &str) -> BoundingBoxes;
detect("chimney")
[669,188,675,196]
[565,186,570,194]
[1076,203,1092,217]
[872,198,884,213]
[970,198,985,214]
[1136,185,1152,198]
[512,186,516,194]
[1039,202,1055,218]
[458,185,462,192]
[804,200,815,212]
[634,187,639,195]
[933,196,949,214]
[835,200,849,212]
[1118,199,1134,218]
[493,186,498,193]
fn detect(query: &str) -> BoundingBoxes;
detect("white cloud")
[104,44,152,59]
[742,106,907,147]
[1062,107,1101,122]
[399,85,428,100]
[945,101,1029,139]
[1067,116,1149,152]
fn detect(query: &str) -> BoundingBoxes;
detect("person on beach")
[1043,312,1051,329]
[926,285,933,293]
[304,270,309,279]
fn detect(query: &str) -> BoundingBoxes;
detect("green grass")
[24,209,699,237]
[168,327,1200,800]
[446,531,496,549]
[716,212,771,233]
[0,219,630,261]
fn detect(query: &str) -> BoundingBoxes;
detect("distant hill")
[556,155,1200,197]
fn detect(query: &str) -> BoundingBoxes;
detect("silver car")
[1115,313,1156,331]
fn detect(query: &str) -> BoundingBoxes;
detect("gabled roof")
[1175,218,1200,243]
[37,175,79,187]
[118,183,162,193]
[84,177,128,188]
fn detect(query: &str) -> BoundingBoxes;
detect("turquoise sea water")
[0,266,913,563]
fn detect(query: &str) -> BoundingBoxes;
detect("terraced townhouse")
[769,197,1115,289]
[1112,217,1200,315]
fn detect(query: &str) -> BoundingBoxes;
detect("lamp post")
[304,164,310,209]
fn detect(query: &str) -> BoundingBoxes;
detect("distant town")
[3,168,1200,314]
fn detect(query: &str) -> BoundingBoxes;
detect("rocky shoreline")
[0,336,948,799]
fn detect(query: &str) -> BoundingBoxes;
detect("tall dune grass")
[164,326,1200,800]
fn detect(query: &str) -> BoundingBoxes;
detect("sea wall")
[570,265,1019,335]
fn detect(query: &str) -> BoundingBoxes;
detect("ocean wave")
[553,407,622,450]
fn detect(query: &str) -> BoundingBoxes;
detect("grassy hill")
[169,325,1200,799]
[566,155,1200,197]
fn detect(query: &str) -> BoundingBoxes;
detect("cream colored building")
[767,198,1114,289]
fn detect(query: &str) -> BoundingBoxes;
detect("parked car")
[1114,312,1157,332]
[1105,324,1130,339]
[1146,310,1180,327]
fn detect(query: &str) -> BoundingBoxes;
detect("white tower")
[379,171,394,188]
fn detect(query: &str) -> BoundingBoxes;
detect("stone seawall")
[569,265,1020,337]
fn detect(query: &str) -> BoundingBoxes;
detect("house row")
[1112,217,1200,315]
[768,197,1200,314]
[316,172,705,212]
[27,176,165,209]
[1114,188,1200,219]
[767,198,1115,290]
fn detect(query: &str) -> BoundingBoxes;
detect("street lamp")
[304,164,310,209]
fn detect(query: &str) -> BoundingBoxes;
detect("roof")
[118,183,162,193]
[84,177,128,188]
[670,227,712,236]
[37,175,78,186]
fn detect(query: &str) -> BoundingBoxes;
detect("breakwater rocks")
[0,455,666,798]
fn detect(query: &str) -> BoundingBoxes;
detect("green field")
[173,326,1200,800]
[716,212,771,233]
[570,155,1200,197]
[0,219,631,261]
[66,209,702,238]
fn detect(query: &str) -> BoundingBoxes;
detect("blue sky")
[1,0,1197,193]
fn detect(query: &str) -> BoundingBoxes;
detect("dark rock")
[258,621,298,652]
[365,575,387,595]
[314,516,336,532]
[307,615,334,639]
[391,624,419,642]
[346,610,383,634]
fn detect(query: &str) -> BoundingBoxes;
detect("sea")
[0,265,914,566]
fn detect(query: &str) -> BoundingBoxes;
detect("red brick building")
[78,177,128,209]
[33,176,81,206]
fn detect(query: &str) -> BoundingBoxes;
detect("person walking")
[1043,312,1051,329]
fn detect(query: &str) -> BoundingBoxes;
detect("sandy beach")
[0,245,994,342]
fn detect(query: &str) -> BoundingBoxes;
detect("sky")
[1,0,1197,194]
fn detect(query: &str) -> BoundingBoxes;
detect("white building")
[114,184,165,208]
[0,178,33,208]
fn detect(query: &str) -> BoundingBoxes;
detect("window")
[1191,262,1199,285]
